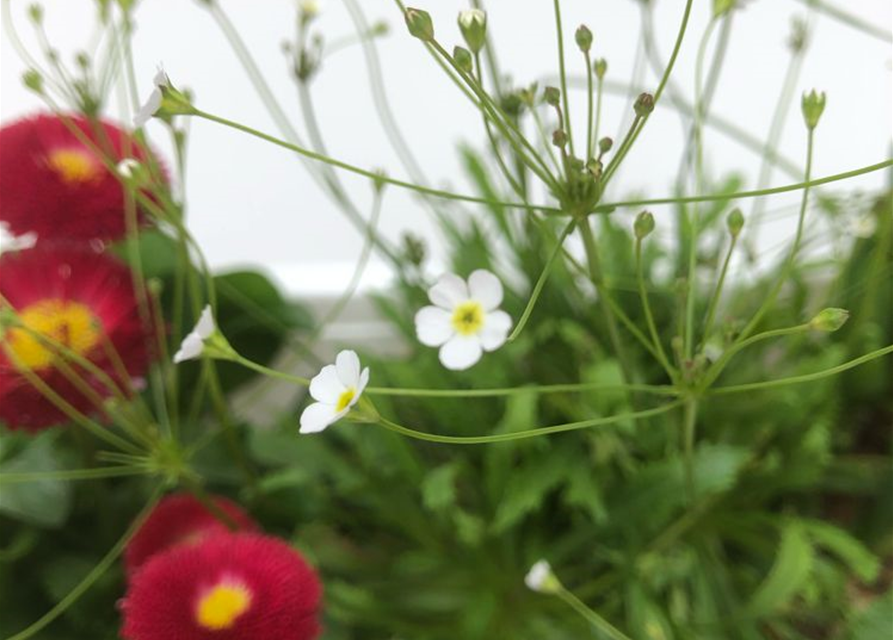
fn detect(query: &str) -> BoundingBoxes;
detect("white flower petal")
[152,67,169,88]
[194,305,215,338]
[335,350,361,387]
[116,158,140,179]
[525,560,552,592]
[134,88,162,128]
[356,367,370,398]
[428,273,469,309]
[173,332,203,363]
[468,269,503,311]
[299,402,338,434]
[439,335,483,371]
[415,306,454,347]
[309,364,345,404]
[479,310,512,351]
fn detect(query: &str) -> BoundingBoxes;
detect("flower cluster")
[120,493,322,640]
[0,113,168,431]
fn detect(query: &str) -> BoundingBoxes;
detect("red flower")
[0,113,166,242]
[125,493,259,576]
[121,533,322,640]
[0,245,153,431]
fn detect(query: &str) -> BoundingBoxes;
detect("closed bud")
[593,58,607,79]
[27,3,42,23]
[801,89,826,129]
[453,45,473,74]
[713,0,735,18]
[598,136,613,154]
[543,86,561,107]
[634,211,655,239]
[586,158,603,179]
[634,92,654,118]
[575,25,593,52]
[75,52,90,70]
[22,69,44,94]
[371,20,389,37]
[519,82,539,107]
[809,308,849,332]
[726,208,744,236]
[404,8,434,42]
[552,129,568,148]
[457,9,487,53]
[788,17,808,52]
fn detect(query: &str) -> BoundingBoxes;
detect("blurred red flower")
[0,245,153,431]
[121,533,322,640]
[125,493,259,577]
[0,113,166,242]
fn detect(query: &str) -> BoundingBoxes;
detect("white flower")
[300,350,370,434]
[458,8,486,30]
[414,269,511,371]
[173,305,215,364]
[134,68,169,128]
[116,158,141,179]
[525,560,559,593]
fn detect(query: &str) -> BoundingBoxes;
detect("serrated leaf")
[491,446,574,533]
[747,522,814,616]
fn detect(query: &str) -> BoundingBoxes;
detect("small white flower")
[116,158,141,179]
[134,67,169,128]
[525,560,559,593]
[173,305,215,364]
[458,8,486,30]
[415,269,511,371]
[300,350,370,434]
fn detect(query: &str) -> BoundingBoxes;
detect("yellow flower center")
[451,301,484,336]
[195,581,252,631]
[4,299,102,370]
[335,387,356,412]
[46,148,100,185]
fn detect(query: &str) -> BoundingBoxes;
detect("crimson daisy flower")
[0,245,153,431]
[125,493,259,577]
[0,112,166,242]
[121,533,322,640]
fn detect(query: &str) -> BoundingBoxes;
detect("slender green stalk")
[552,0,574,157]
[585,49,594,161]
[555,587,634,640]
[701,232,739,341]
[376,401,681,445]
[366,381,679,398]
[4,486,163,640]
[792,0,892,42]
[635,239,675,378]
[593,71,604,152]
[682,398,698,502]
[508,219,576,342]
[709,344,893,395]
[0,466,148,484]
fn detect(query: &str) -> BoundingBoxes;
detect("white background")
[1,0,891,298]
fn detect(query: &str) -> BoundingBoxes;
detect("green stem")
[0,466,147,484]
[508,219,576,342]
[366,381,679,398]
[792,0,892,42]
[709,344,893,395]
[376,401,681,445]
[553,0,574,157]
[4,486,163,640]
[635,239,676,379]
[585,50,594,161]
[555,587,634,640]
[682,398,698,502]
[701,232,738,342]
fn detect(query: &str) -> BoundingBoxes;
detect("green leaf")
[0,432,72,528]
[422,463,459,513]
[747,521,814,616]
[798,518,880,583]
[846,592,892,640]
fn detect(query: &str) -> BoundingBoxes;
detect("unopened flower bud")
[634,92,654,118]
[453,46,473,74]
[598,136,613,154]
[801,89,826,130]
[457,9,487,53]
[525,560,560,594]
[27,3,42,23]
[75,51,90,70]
[713,0,735,18]
[575,25,593,53]
[593,58,607,79]
[586,158,602,179]
[809,308,849,332]
[543,86,560,107]
[552,129,568,149]
[404,8,434,42]
[788,17,807,52]
[22,69,44,94]
[726,208,744,237]
[634,211,655,239]
[371,20,389,37]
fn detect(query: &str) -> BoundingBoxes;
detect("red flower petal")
[0,113,167,241]
[121,533,322,640]
[125,493,259,577]
[0,244,153,431]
